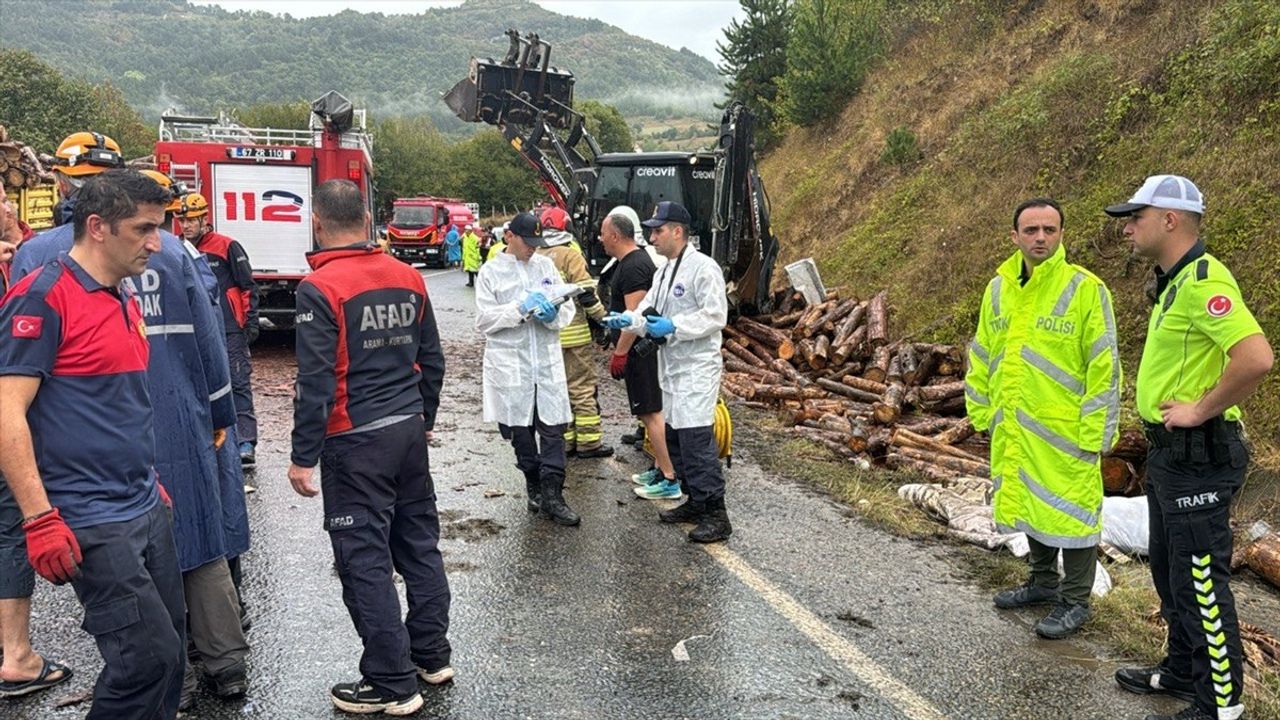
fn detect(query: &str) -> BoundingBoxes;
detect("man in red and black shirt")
[287,180,451,716]
[0,171,186,719]
[177,193,260,465]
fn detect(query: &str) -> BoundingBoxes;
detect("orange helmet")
[53,132,124,177]
[139,170,185,213]
[175,193,209,219]
[540,206,570,231]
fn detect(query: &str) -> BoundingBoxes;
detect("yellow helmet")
[139,170,183,212]
[53,132,124,177]
[175,193,209,219]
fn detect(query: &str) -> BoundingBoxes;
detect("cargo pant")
[1026,537,1096,606]
[561,343,604,452]
[1145,423,1248,719]
[181,557,248,696]
[71,502,186,720]
[226,330,257,446]
[665,425,724,504]
[320,416,452,697]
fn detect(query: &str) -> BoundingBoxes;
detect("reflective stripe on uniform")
[969,337,990,365]
[1098,286,1121,450]
[1052,272,1085,316]
[209,383,232,402]
[146,323,196,336]
[1016,409,1098,464]
[965,383,989,405]
[990,277,1002,317]
[997,519,1100,549]
[1018,467,1100,528]
[1020,346,1085,395]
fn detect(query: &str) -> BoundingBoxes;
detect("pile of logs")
[0,125,56,192]
[721,287,990,481]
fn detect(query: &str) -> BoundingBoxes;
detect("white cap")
[1105,174,1204,217]
[607,205,645,245]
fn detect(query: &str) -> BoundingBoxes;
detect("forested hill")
[0,0,722,125]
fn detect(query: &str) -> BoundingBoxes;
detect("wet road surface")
[11,266,1182,719]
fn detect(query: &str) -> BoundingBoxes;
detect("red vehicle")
[154,91,374,330]
[386,196,477,267]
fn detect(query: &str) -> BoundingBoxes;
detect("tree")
[576,100,635,153]
[232,101,312,130]
[717,0,792,147]
[774,0,887,127]
[371,114,451,217]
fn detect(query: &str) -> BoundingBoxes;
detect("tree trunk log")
[892,427,986,463]
[1243,534,1280,590]
[817,298,859,334]
[792,300,835,340]
[770,309,805,328]
[770,358,813,387]
[886,453,961,482]
[895,445,990,476]
[723,339,766,368]
[864,344,892,383]
[872,382,906,424]
[832,301,868,347]
[721,374,756,400]
[723,358,784,385]
[753,383,828,401]
[831,325,866,366]
[812,335,831,369]
[840,374,887,396]
[914,381,965,403]
[934,418,975,445]
[817,378,880,403]
[897,416,956,435]
[905,347,937,386]
[866,290,889,348]
[737,318,795,360]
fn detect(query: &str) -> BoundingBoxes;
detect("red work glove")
[23,509,82,585]
[158,482,172,508]
[609,352,628,380]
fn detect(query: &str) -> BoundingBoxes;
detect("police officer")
[1105,175,1273,720]
[604,201,731,543]
[0,171,185,720]
[965,198,1121,638]
[476,211,581,526]
[176,193,261,466]
[289,180,451,716]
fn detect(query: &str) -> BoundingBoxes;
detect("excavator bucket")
[443,31,576,129]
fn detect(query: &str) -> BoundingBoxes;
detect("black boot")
[659,498,705,524]
[524,472,541,513]
[689,497,732,543]
[540,476,580,526]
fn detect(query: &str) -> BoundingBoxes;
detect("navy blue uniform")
[292,243,450,697]
[0,255,185,720]
[194,230,259,447]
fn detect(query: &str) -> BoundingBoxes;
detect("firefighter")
[604,201,731,543]
[288,180,452,715]
[476,212,580,526]
[537,206,612,459]
[176,193,261,466]
[964,198,1121,639]
[1105,176,1272,720]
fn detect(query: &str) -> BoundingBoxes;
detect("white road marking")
[421,268,456,279]
[701,543,948,720]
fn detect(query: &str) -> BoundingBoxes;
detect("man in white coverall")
[475,212,581,527]
[604,201,731,543]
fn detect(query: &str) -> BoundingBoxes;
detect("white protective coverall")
[475,251,576,426]
[618,244,727,428]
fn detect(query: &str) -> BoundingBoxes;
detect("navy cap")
[507,211,546,246]
[641,201,693,228]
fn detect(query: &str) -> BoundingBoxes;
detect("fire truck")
[154,91,374,330]
[386,196,477,267]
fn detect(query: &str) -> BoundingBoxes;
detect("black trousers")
[665,424,725,504]
[1027,536,1096,606]
[1146,441,1247,716]
[499,408,567,486]
[321,416,452,697]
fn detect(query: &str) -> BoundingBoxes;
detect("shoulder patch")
[1205,294,1233,318]
[1195,258,1209,281]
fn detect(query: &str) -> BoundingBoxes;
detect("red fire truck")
[154,91,374,330]
[386,196,477,267]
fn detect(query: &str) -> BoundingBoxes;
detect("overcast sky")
[189,1,743,61]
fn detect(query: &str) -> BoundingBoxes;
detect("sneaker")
[416,664,455,685]
[631,468,660,486]
[992,582,1057,609]
[1034,602,1091,639]
[238,442,256,467]
[634,479,683,500]
[330,682,423,716]
[207,667,247,698]
[575,445,615,459]
[1116,663,1196,703]
[1144,707,1216,720]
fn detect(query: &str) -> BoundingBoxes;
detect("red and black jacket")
[290,244,445,467]
[194,230,258,332]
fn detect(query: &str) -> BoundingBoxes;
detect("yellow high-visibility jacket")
[965,245,1121,549]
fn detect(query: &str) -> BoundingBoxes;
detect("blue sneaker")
[631,467,660,486]
[238,442,255,467]
[634,479,683,501]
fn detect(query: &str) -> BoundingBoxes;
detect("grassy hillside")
[0,0,722,128]
[761,0,1280,445]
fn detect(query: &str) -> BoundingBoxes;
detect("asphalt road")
[10,265,1183,720]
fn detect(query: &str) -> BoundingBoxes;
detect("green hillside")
[761,0,1280,446]
[0,0,722,128]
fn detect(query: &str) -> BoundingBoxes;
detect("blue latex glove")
[645,315,675,338]
[533,299,557,323]
[602,312,632,330]
[519,291,549,315]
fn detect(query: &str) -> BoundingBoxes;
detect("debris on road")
[483,488,506,498]
[671,634,710,662]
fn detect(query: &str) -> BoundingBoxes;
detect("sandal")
[0,658,74,698]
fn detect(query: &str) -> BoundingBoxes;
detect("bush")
[880,125,921,166]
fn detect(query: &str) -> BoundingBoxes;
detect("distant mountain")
[0,0,725,127]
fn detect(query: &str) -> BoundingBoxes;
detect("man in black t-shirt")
[602,211,680,499]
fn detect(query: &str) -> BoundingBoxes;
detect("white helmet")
[607,205,645,245]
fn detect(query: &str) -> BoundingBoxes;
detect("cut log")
[817,378,880,403]
[840,374,887,396]
[934,418,975,445]
[892,427,986,463]
[928,395,968,416]
[864,345,892,383]
[769,309,805,328]
[1243,534,1280,590]
[722,339,766,368]
[4,168,24,189]
[866,427,892,456]
[737,317,796,360]
[832,301,868,344]
[770,358,812,387]
[819,360,862,382]
[886,453,961,483]
[817,297,859,334]
[895,445,990,476]
[895,345,917,386]
[872,382,906,424]
[723,358,784,385]
[811,413,854,435]
[1101,457,1136,495]
[720,374,756,400]
[831,324,867,366]
[792,300,834,340]
[866,290,889,347]
[905,347,937,386]
[935,358,963,377]
[753,383,828,401]
[812,335,831,369]
[777,290,803,314]
[787,427,861,460]
[725,325,779,365]
[897,416,956,435]
[914,381,965,403]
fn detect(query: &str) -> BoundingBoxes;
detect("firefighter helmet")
[175,193,209,219]
[53,132,124,177]
[540,206,570,231]
[139,169,173,190]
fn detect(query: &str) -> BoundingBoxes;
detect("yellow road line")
[702,543,949,720]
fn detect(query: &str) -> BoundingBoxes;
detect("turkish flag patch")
[1206,295,1233,318]
[12,315,43,339]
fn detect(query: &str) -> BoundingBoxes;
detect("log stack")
[0,125,56,192]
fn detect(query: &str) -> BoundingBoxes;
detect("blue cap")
[507,211,546,246]
[641,201,693,228]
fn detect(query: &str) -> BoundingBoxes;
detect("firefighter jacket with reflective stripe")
[965,245,1121,549]
[291,244,445,468]
[537,240,605,348]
